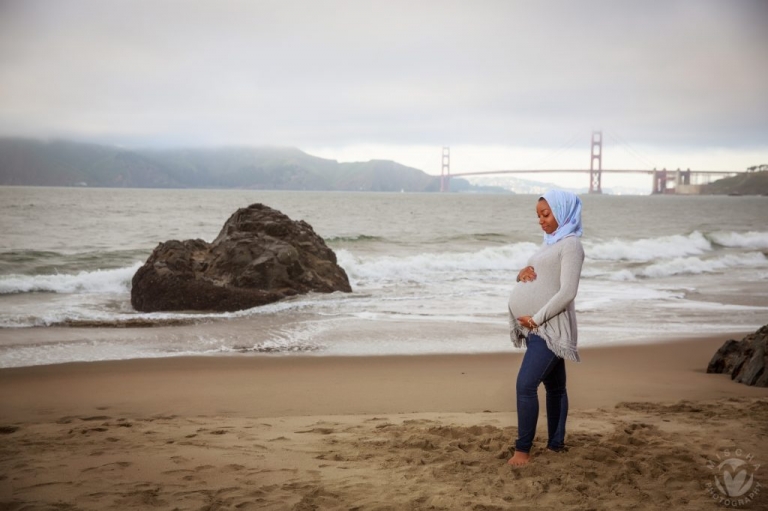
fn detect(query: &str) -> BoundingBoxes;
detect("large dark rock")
[131,203,351,312]
[707,325,768,387]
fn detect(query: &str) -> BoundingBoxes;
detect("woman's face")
[536,199,559,235]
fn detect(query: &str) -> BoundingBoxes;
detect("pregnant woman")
[507,190,585,466]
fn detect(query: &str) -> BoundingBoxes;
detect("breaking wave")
[709,231,768,250]
[0,263,142,295]
[584,232,712,263]
[639,252,768,278]
[336,242,539,285]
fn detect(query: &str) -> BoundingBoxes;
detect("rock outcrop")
[707,325,768,387]
[131,203,351,312]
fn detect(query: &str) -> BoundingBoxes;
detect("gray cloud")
[0,0,766,150]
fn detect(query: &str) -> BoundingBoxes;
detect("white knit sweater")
[508,236,585,361]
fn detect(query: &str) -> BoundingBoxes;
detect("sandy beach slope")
[1,334,766,510]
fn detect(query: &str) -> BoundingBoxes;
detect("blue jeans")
[515,333,568,453]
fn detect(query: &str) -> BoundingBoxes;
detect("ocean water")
[1,186,767,368]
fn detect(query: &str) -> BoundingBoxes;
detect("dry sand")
[1,334,767,510]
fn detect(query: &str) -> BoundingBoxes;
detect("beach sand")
[1,334,767,510]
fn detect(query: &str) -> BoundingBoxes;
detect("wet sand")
[1,333,767,510]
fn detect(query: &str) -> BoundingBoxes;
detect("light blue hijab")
[540,190,583,245]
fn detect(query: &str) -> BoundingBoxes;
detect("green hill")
[0,138,493,193]
[701,170,768,195]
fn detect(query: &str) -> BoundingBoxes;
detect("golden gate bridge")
[439,131,744,194]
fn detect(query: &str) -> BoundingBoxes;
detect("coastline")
[2,333,766,510]
[0,332,763,420]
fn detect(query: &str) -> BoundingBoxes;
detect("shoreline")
[1,332,763,422]
[2,332,767,510]
[0,326,756,367]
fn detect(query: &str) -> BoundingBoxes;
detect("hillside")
[0,138,492,193]
[700,170,768,195]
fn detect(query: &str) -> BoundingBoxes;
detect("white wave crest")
[0,263,143,295]
[640,252,768,278]
[606,269,638,281]
[709,231,768,250]
[336,242,539,285]
[585,231,712,263]
[0,292,355,328]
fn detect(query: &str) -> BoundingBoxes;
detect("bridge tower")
[589,131,603,194]
[440,146,450,192]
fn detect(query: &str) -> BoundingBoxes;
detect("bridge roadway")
[442,168,744,194]
[448,169,739,177]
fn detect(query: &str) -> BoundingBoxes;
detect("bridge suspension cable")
[604,130,659,170]
[521,132,582,170]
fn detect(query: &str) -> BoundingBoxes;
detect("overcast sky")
[1,0,766,183]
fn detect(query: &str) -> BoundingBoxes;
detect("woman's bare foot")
[507,451,530,466]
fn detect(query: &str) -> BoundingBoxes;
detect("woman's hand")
[517,315,538,330]
[517,266,537,283]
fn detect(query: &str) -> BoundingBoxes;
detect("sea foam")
[584,231,712,263]
[0,263,142,295]
[336,242,539,285]
[709,231,768,249]
[640,252,768,278]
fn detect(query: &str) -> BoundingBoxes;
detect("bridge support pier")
[653,168,693,194]
[652,168,668,194]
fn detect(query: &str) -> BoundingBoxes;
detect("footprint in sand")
[70,426,110,437]
[21,481,75,490]
[294,428,335,435]
[162,467,200,483]
[80,415,112,421]
[114,487,167,508]
[81,461,132,473]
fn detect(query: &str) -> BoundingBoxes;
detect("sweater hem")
[509,309,580,362]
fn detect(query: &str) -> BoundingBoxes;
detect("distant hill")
[700,170,768,196]
[0,138,502,193]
